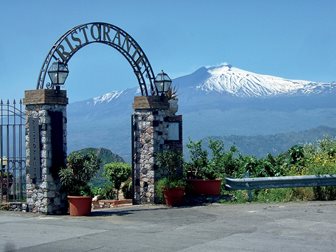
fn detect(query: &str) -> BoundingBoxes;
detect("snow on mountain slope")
[79,64,335,107]
[67,63,336,159]
[196,64,329,97]
[92,90,124,104]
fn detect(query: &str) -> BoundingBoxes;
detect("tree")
[103,162,131,200]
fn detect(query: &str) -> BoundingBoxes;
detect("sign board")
[28,117,41,180]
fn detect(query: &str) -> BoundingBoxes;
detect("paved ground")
[0,201,335,251]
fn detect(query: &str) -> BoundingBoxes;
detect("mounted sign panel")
[165,115,183,143]
[168,122,180,141]
[28,117,41,181]
[37,22,157,96]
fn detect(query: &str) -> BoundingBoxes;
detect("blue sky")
[1,0,335,102]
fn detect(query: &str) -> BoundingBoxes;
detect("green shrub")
[121,177,133,199]
[90,184,116,199]
[185,138,239,179]
[208,139,239,178]
[59,151,100,196]
[104,162,131,200]
[155,150,185,203]
[185,137,336,203]
[156,150,183,180]
[185,139,209,179]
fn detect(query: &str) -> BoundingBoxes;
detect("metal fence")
[225,174,336,201]
[0,99,26,203]
[225,175,336,190]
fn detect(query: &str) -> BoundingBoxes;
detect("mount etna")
[67,64,336,161]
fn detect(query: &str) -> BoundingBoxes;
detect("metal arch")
[40,39,149,96]
[36,22,157,96]
[36,23,83,90]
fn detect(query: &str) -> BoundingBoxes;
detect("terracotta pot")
[163,187,185,207]
[187,179,222,196]
[68,196,92,216]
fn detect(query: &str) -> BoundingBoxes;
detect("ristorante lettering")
[55,23,144,68]
[38,22,155,95]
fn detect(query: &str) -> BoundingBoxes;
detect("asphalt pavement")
[0,201,335,251]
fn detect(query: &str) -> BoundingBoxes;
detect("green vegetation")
[76,147,125,187]
[64,137,336,203]
[59,151,100,196]
[185,139,234,179]
[90,160,132,200]
[64,148,129,199]
[185,137,336,203]
[103,162,131,200]
[155,150,185,203]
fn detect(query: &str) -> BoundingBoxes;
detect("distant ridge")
[74,147,125,186]
[203,126,336,158]
[68,64,336,161]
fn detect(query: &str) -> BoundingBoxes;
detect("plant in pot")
[185,139,224,196]
[166,86,178,115]
[155,150,186,207]
[59,151,100,216]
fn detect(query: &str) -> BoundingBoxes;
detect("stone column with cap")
[132,96,183,204]
[24,89,68,214]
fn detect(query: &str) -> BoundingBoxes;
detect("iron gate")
[0,99,26,203]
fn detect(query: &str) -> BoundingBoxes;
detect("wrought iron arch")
[37,22,157,96]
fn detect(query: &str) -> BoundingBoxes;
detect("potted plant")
[185,139,223,195]
[156,177,186,207]
[59,151,100,216]
[166,86,178,115]
[155,150,186,206]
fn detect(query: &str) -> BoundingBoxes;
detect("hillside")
[72,147,125,186]
[202,126,336,158]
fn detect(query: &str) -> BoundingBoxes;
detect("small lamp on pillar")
[47,61,69,90]
[154,70,172,96]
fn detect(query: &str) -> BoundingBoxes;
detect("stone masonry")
[23,91,182,212]
[24,89,68,214]
[132,96,182,204]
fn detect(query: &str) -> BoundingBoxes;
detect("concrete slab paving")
[0,201,335,251]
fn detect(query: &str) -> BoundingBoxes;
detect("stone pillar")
[132,96,183,204]
[24,89,68,214]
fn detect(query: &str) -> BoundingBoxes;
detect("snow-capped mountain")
[199,64,322,96]
[173,64,335,98]
[67,64,336,161]
[83,64,335,105]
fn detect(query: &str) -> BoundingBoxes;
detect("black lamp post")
[154,70,172,96]
[47,61,69,90]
